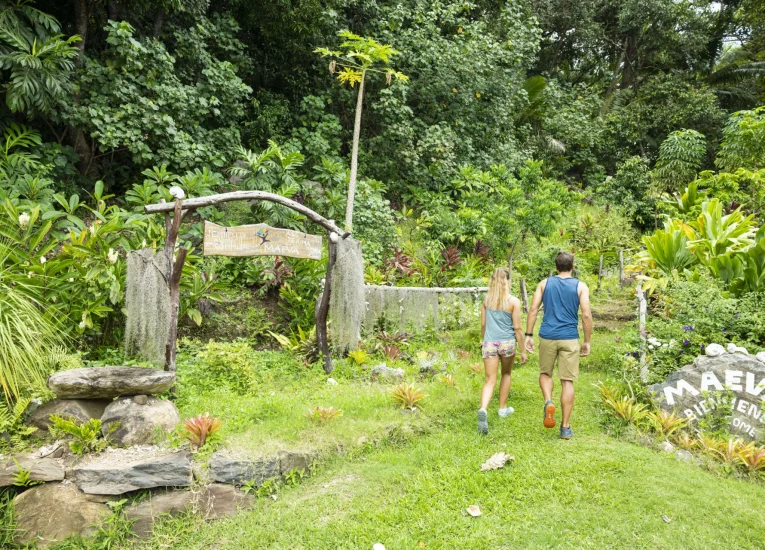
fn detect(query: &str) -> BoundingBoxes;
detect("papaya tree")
[315,31,407,231]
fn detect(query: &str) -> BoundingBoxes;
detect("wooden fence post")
[520,278,528,314]
[619,250,624,285]
[315,233,338,374]
[637,283,648,383]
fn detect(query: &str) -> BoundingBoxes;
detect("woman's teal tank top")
[483,300,515,342]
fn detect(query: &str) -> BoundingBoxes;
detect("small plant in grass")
[269,326,319,364]
[468,363,483,375]
[381,344,401,361]
[438,374,457,387]
[256,478,280,498]
[49,416,117,455]
[711,438,745,469]
[308,406,343,424]
[181,412,222,452]
[285,467,307,487]
[737,442,765,473]
[457,349,470,360]
[647,410,688,439]
[599,385,649,427]
[674,431,698,451]
[391,383,427,410]
[348,349,370,366]
[375,330,410,349]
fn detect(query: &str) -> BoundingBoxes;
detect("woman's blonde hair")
[486,268,511,310]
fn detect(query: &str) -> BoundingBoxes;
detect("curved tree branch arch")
[145,191,350,375]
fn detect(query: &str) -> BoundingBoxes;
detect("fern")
[0,397,37,450]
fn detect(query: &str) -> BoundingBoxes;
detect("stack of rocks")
[2,366,314,548]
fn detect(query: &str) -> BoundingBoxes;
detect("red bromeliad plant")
[386,247,414,276]
[440,246,462,271]
[473,240,490,262]
[182,412,222,452]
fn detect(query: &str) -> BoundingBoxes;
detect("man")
[524,251,592,439]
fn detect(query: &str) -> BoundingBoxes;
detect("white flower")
[40,256,46,264]
[141,240,147,248]
[18,212,30,229]
[68,278,74,283]
[169,186,185,199]
[78,320,86,330]
[107,248,119,264]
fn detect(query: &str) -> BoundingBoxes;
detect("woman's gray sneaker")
[560,426,573,439]
[477,409,488,435]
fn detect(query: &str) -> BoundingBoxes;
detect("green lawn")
[135,333,765,550]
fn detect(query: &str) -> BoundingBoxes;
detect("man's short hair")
[555,251,574,273]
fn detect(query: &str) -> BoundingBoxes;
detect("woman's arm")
[510,299,528,364]
[480,302,486,341]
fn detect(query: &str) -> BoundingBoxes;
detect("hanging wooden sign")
[203,221,323,260]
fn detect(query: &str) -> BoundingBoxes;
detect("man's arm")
[579,282,592,356]
[525,282,544,352]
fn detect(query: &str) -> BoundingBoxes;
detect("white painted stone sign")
[203,221,323,260]
[647,352,765,441]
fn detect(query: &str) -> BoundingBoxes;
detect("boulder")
[13,482,111,548]
[47,367,175,399]
[71,450,192,495]
[647,353,765,441]
[757,351,765,365]
[0,454,65,487]
[101,396,180,446]
[705,343,726,357]
[29,398,111,431]
[125,485,255,537]
[278,450,315,475]
[370,363,405,383]
[209,452,280,486]
[727,343,749,355]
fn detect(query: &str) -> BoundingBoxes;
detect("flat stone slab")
[48,367,175,399]
[209,452,280,486]
[71,449,192,495]
[29,398,111,431]
[13,482,111,548]
[126,485,255,537]
[648,352,765,441]
[0,454,65,487]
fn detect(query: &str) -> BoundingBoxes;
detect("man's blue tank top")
[539,276,580,340]
[483,301,515,342]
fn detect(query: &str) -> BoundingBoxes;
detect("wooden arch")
[145,191,350,375]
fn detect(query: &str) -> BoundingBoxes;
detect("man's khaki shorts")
[539,338,580,381]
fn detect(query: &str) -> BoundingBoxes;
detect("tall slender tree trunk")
[71,0,93,176]
[345,71,366,231]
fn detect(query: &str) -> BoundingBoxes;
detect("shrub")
[269,326,319,365]
[307,406,343,424]
[391,383,427,410]
[181,412,222,452]
[737,442,765,473]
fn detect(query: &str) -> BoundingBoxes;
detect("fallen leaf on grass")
[480,452,515,471]
[467,505,482,517]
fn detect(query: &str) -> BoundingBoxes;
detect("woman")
[478,268,527,434]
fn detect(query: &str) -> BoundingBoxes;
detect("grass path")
[143,362,765,549]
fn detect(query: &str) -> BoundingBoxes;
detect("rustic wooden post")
[164,198,188,374]
[597,254,604,291]
[619,250,625,285]
[520,278,528,314]
[637,283,648,383]
[316,233,338,374]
